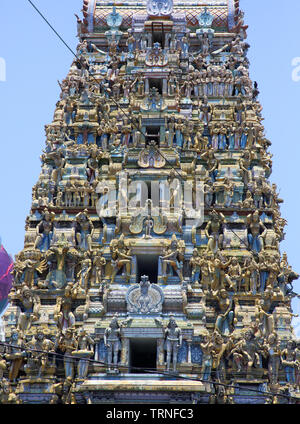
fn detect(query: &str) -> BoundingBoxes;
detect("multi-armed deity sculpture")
[2,0,299,404]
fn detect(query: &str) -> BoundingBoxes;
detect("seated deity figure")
[16,285,41,335]
[224,258,242,292]
[54,297,76,332]
[164,316,182,372]
[205,210,225,254]
[159,235,184,283]
[104,315,122,370]
[110,235,133,283]
[76,252,92,294]
[227,328,263,379]
[278,252,299,296]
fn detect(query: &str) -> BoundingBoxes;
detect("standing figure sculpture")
[281,340,297,386]
[75,209,94,252]
[104,315,122,370]
[110,235,133,283]
[5,330,26,382]
[247,210,266,253]
[263,332,281,386]
[92,249,107,288]
[255,289,274,337]
[200,333,214,381]
[205,210,225,254]
[34,209,55,252]
[76,252,92,294]
[189,249,201,286]
[57,328,77,380]
[159,235,184,283]
[213,289,234,336]
[45,234,71,289]
[164,316,182,372]
[73,328,95,380]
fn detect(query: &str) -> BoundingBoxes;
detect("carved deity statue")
[73,328,95,379]
[227,328,262,379]
[57,328,77,379]
[110,235,133,283]
[34,209,55,252]
[159,235,184,283]
[16,285,41,335]
[205,210,225,253]
[164,316,182,372]
[104,315,122,370]
[75,209,94,252]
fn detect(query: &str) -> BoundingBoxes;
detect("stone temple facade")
[1,0,300,404]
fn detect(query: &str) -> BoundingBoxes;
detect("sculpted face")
[169,318,177,328]
[23,289,32,299]
[110,318,118,329]
[245,331,252,341]
[220,290,227,299]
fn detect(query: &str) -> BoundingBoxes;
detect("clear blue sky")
[0,0,299,333]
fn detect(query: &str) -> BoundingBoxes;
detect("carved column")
[121,337,129,366]
[157,338,165,366]
[187,339,192,364]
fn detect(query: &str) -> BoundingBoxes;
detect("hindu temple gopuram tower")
[2,0,300,404]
